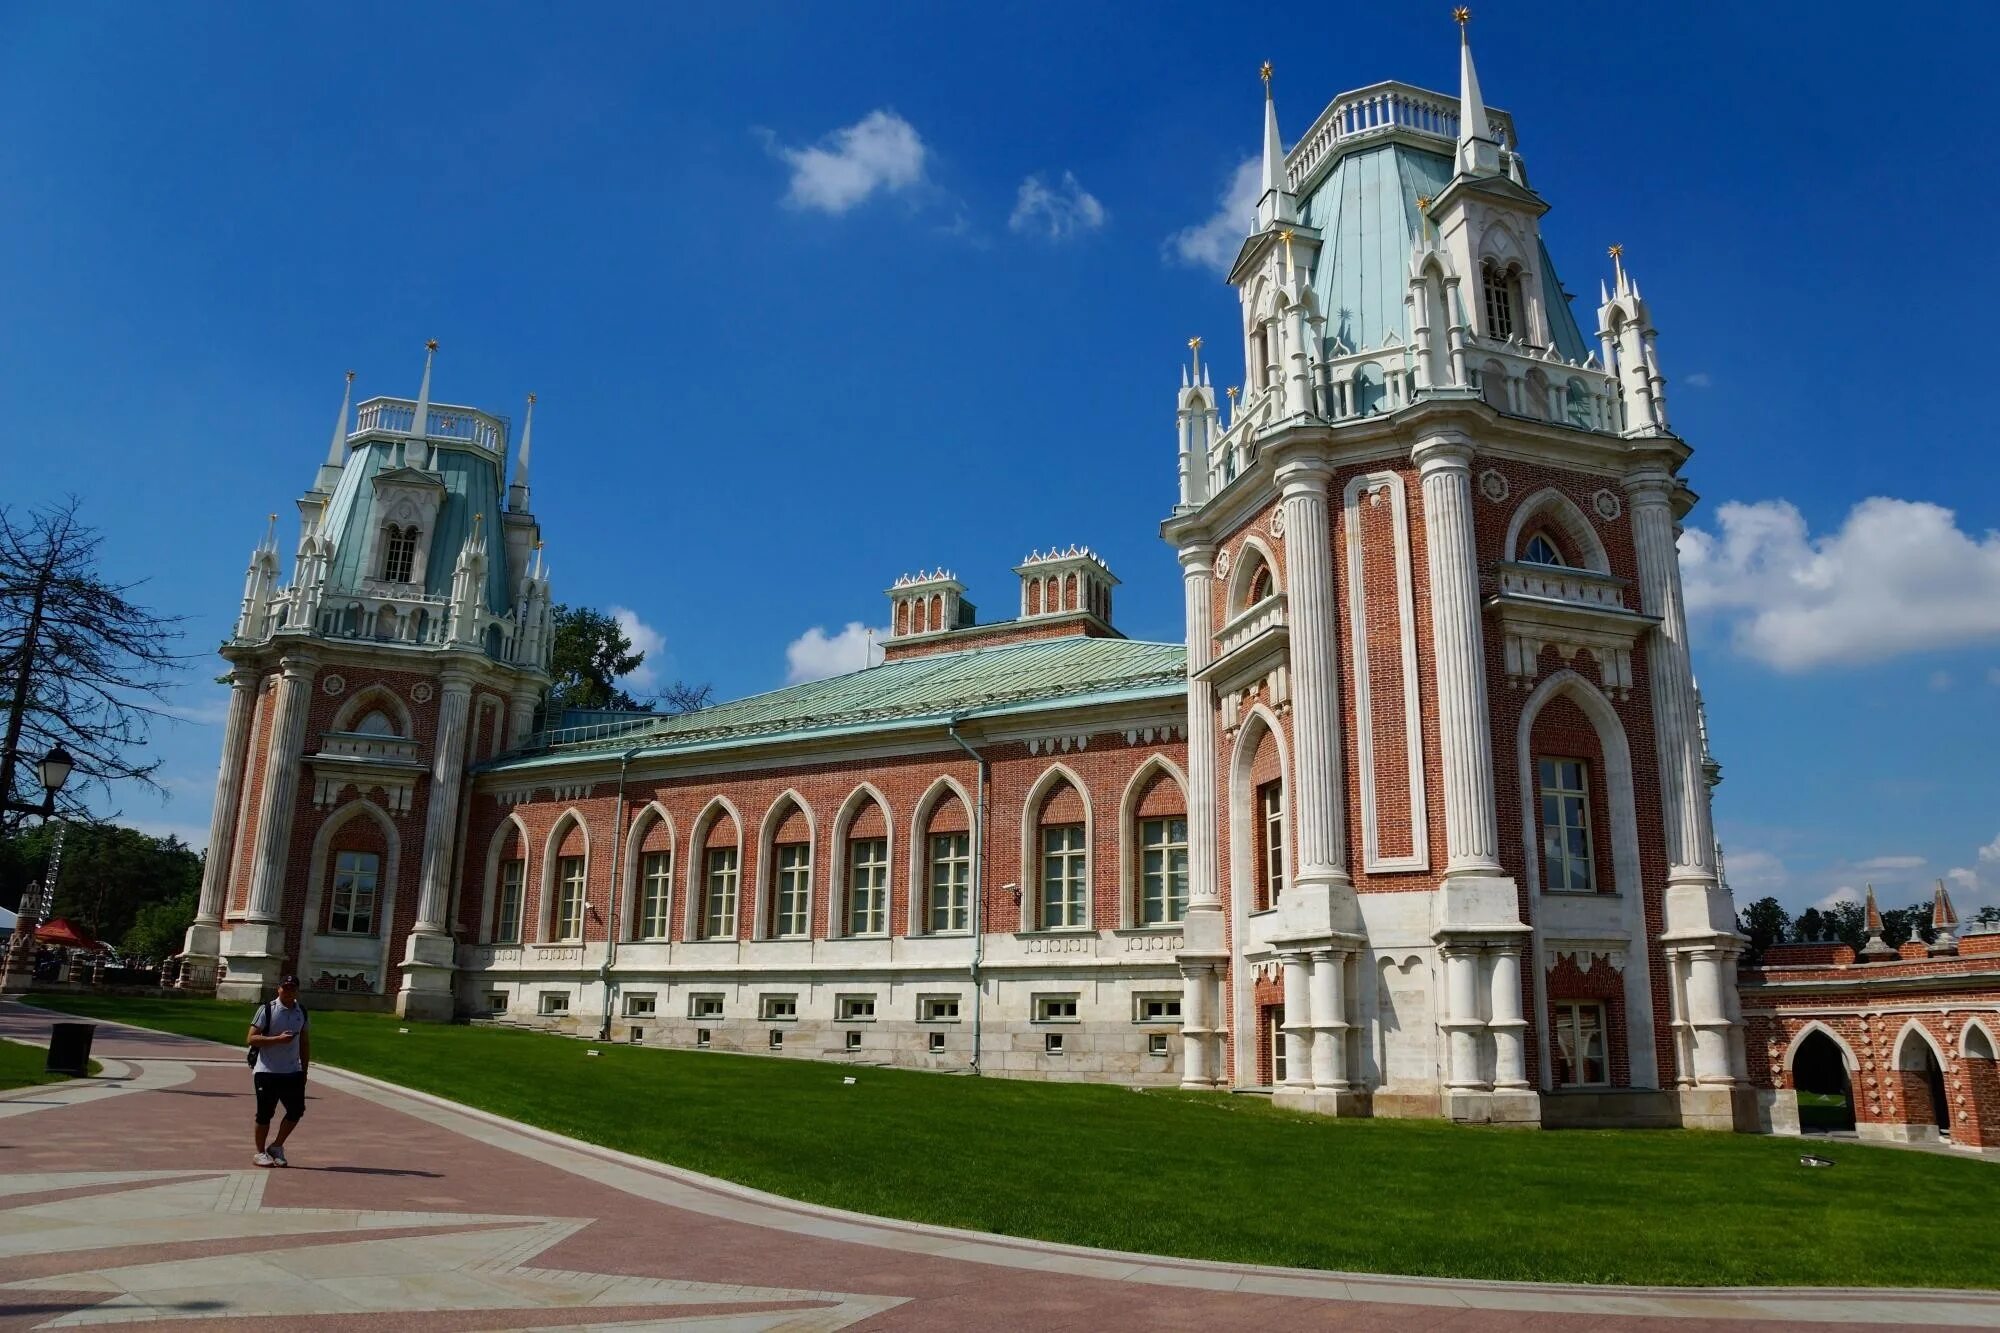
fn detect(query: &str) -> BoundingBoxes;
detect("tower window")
[1482,260,1522,342]
[1538,758,1595,893]
[381,524,417,583]
[329,850,378,935]
[1257,780,1285,907]
[1521,531,1566,567]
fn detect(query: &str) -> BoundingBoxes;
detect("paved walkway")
[0,1004,1994,1331]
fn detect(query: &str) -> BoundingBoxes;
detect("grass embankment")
[0,1037,99,1088]
[31,993,2000,1289]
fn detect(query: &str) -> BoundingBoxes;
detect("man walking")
[247,974,310,1167]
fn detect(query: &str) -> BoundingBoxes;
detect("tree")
[1824,900,1867,951]
[1794,906,1827,943]
[544,604,710,721]
[0,820,199,946]
[0,499,185,832]
[1737,896,1791,965]
[1975,905,2000,927]
[123,886,197,965]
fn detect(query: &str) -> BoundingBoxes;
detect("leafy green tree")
[1824,900,1867,950]
[543,604,710,722]
[1794,906,1827,943]
[0,820,199,942]
[1736,896,1791,965]
[1974,905,2000,927]
[122,887,196,964]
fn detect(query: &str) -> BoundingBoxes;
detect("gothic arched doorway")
[1790,1029,1856,1133]
[1895,1029,1952,1137]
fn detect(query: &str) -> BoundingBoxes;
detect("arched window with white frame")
[760,794,814,940]
[690,802,743,941]
[381,524,418,583]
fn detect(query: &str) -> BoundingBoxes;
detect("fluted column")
[414,672,475,931]
[1179,544,1225,1087]
[1276,464,1351,890]
[508,684,541,748]
[180,667,261,988]
[1281,951,1313,1089]
[1627,470,1714,883]
[242,655,317,922]
[1683,947,1735,1085]
[1308,948,1348,1091]
[1489,945,1529,1090]
[1413,435,1503,875]
[1442,944,1486,1090]
[1284,302,1313,418]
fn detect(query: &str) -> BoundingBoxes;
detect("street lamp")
[0,744,77,992]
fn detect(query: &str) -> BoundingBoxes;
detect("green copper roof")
[486,635,1188,771]
[1300,142,1591,362]
[320,441,513,613]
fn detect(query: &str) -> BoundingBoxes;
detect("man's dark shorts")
[253,1072,307,1125]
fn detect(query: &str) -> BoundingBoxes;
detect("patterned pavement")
[0,1002,1993,1331]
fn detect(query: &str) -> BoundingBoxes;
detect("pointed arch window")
[636,851,672,939]
[329,851,379,935]
[381,525,418,583]
[1482,260,1523,342]
[1521,531,1567,567]
[494,858,524,944]
[1138,817,1189,924]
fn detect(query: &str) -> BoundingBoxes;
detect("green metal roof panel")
[320,442,512,613]
[488,635,1188,769]
[1537,237,1592,364]
[1303,143,1454,354]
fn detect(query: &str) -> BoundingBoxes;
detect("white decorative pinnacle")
[1018,544,1111,574]
[325,370,355,468]
[410,339,437,440]
[891,568,958,588]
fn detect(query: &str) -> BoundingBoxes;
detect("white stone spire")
[1597,244,1670,433]
[509,392,535,512]
[1454,9,1500,177]
[1255,62,1298,230]
[1176,336,1218,508]
[314,371,355,494]
[448,513,489,646]
[411,339,437,441]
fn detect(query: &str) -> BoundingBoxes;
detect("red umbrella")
[35,918,106,951]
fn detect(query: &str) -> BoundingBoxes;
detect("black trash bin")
[46,1022,95,1076]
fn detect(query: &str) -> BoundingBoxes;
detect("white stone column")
[400,669,474,1020]
[1179,961,1213,1088]
[1281,951,1313,1090]
[1276,465,1352,893]
[1178,543,1226,1087]
[1284,303,1313,418]
[1489,945,1529,1090]
[180,666,260,988]
[1442,944,1486,1091]
[243,655,316,922]
[1683,946,1735,1085]
[217,653,315,1000]
[508,684,541,748]
[1308,948,1347,1091]
[1413,435,1503,875]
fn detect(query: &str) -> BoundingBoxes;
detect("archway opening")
[1790,1030,1855,1133]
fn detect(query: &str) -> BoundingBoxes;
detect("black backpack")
[246,998,307,1067]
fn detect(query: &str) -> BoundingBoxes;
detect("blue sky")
[2,3,1995,921]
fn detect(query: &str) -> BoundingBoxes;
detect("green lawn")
[0,1036,100,1088]
[28,993,1999,1289]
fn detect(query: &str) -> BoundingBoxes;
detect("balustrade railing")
[352,396,508,453]
[1216,593,1288,659]
[1494,562,1628,611]
[1286,81,1515,194]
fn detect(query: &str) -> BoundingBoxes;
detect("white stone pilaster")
[1177,544,1225,1086]
[1413,435,1502,875]
[1627,471,1714,883]
[1308,948,1347,1091]
[1442,944,1486,1091]
[180,666,261,988]
[1179,961,1216,1089]
[400,669,474,1020]
[1276,465,1351,893]
[1281,951,1313,1089]
[1489,945,1529,1090]
[242,655,316,922]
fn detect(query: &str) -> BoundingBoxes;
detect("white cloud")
[1009,171,1106,240]
[1854,855,1926,872]
[1724,848,1787,894]
[1929,670,1955,692]
[1166,156,1260,273]
[785,622,886,684]
[1678,496,2000,670]
[607,605,665,691]
[1813,885,1861,912]
[1981,833,2000,865]
[773,110,926,215]
[1685,372,1713,388]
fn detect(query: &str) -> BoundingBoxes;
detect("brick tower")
[183,345,553,1019]
[1161,16,1751,1129]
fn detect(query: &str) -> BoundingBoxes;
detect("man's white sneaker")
[268,1146,288,1167]
[253,1152,276,1168]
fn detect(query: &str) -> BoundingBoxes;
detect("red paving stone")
[0,1003,1985,1332]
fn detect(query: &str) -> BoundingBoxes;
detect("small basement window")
[695,1027,712,1048]
[1044,1032,1066,1055]
[1135,995,1182,1023]
[920,995,960,1022]
[928,1031,947,1053]
[1034,994,1079,1023]
[486,993,507,1015]
[1148,1033,1171,1057]
[768,1028,785,1050]
[845,1030,863,1051]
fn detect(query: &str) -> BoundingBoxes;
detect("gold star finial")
[1453,6,1471,27]
[344,369,355,383]
[527,392,536,405]
[1226,385,1239,399]
[1188,335,1203,351]
[1259,60,1273,86]
[1608,243,1623,259]
[425,338,439,352]
[1417,195,1432,211]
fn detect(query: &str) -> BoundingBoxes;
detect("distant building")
[190,18,1785,1132]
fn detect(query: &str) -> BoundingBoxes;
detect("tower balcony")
[1486,562,1657,700]
[1286,81,1518,197]
[351,396,509,455]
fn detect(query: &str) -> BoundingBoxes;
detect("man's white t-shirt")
[251,999,307,1075]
